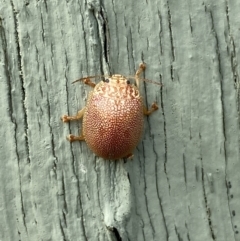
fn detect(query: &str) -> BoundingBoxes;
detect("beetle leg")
[124,153,134,159]
[143,102,159,116]
[67,134,85,142]
[135,62,146,88]
[61,107,85,122]
[82,77,96,88]
[62,108,85,142]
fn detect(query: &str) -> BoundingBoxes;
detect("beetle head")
[95,74,140,99]
[104,74,131,87]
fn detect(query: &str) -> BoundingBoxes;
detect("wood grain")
[0,0,239,240]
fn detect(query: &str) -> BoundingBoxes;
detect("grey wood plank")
[0,0,239,240]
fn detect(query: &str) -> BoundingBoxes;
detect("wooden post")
[0,0,239,240]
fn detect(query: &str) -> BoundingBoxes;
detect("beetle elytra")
[61,63,159,160]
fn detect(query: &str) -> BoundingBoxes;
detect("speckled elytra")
[61,63,159,160]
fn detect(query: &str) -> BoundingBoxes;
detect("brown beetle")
[61,63,159,160]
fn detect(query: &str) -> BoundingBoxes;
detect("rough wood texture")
[0,0,240,240]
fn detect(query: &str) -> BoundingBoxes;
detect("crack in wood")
[10,0,31,164]
[157,10,163,55]
[142,143,156,237]
[189,14,193,34]
[209,8,238,239]
[106,226,122,241]
[160,75,170,191]
[88,2,110,75]
[59,219,67,241]
[159,196,169,240]
[166,1,175,82]
[201,167,216,240]
[185,222,191,241]
[183,153,187,185]
[175,225,183,241]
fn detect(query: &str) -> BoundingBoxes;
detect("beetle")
[61,63,159,160]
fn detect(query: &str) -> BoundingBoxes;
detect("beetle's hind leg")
[124,153,134,159]
[61,107,86,142]
[143,102,158,116]
[67,132,85,142]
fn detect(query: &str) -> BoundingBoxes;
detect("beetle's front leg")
[135,62,146,88]
[72,77,96,88]
[143,102,158,116]
[81,78,96,88]
[61,107,86,122]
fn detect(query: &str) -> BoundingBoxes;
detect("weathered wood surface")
[0,0,240,240]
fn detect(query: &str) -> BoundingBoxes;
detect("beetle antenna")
[72,75,109,84]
